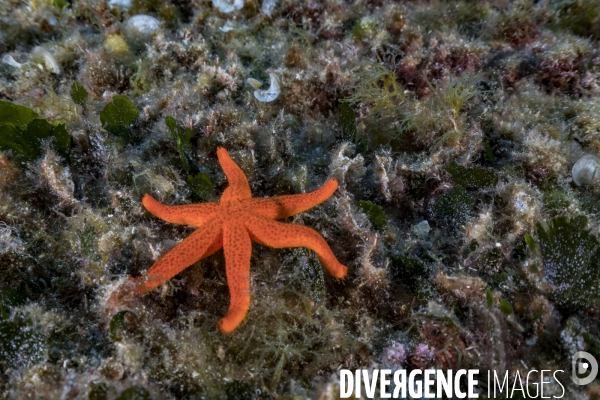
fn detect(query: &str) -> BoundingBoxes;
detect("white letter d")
[340,370,353,398]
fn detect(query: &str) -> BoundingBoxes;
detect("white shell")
[261,0,276,16]
[246,78,262,89]
[572,155,600,186]
[31,46,61,75]
[108,0,131,9]
[2,54,22,68]
[253,73,280,102]
[220,21,235,32]
[126,15,160,36]
[412,220,430,237]
[212,0,244,13]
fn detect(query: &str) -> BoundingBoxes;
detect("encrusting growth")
[133,147,347,333]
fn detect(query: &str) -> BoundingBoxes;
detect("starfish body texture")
[135,148,347,333]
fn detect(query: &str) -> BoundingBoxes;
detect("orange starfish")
[134,148,347,333]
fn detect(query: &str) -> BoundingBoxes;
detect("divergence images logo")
[572,351,598,386]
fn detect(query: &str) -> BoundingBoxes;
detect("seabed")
[1,0,600,398]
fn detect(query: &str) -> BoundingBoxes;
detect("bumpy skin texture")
[134,147,347,333]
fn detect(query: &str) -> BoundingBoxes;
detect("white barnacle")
[572,154,600,186]
[261,0,276,16]
[253,73,280,102]
[31,46,61,75]
[126,15,161,37]
[212,0,244,13]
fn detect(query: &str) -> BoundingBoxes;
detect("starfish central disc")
[133,147,347,333]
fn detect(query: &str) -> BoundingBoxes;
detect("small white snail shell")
[253,73,280,102]
[572,154,600,186]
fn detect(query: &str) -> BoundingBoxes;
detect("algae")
[0,0,599,397]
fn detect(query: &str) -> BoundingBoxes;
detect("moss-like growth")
[389,255,428,294]
[551,0,600,39]
[100,95,139,139]
[434,186,475,226]
[345,61,404,119]
[356,200,387,229]
[70,81,88,109]
[109,310,137,342]
[445,162,498,189]
[536,216,600,309]
[0,312,45,369]
[187,172,213,200]
[116,387,151,400]
[498,299,513,314]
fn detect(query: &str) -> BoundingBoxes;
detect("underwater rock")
[572,154,600,186]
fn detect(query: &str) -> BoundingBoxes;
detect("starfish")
[134,148,347,333]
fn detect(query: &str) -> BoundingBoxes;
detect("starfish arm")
[142,194,220,227]
[134,218,223,293]
[244,214,347,279]
[219,219,252,333]
[248,178,339,220]
[217,147,252,202]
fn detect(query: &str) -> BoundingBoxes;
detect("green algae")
[389,255,428,294]
[0,101,71,163]
[2,0,600,397]
[434,186,475,226]
[116,387,151,400]
[100,95,139,139]
[109,310,137,342]
[536,215,600,309]
[339,103,357,143]
[0,100,39,128]
[165,116,195,174]
[0,312,45,369]
[498,299,514,315]
[445,162,498,189]
[70,81,88,109]
[356,200,387,229]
